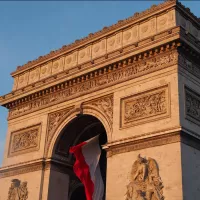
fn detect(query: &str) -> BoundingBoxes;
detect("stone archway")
[46,114,108,200]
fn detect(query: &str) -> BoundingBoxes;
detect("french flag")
[69,135,104,200]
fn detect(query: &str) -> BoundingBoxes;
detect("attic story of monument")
[0,0,200,199]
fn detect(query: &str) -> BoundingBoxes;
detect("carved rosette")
[121,85,170,128]
[7,179,28,200]
[8,124,41,157]
[126,155,164,200]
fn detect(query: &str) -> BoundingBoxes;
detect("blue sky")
[0,1,199,165]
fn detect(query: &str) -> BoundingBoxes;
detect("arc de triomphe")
[0,1,200,199]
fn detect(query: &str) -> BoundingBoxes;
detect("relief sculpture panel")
[64,51,78,70]
[139,18,156,40]
[157,10,175,32]
[92,39,106,59]
[84,94,114,130]
[8,124,41,157]
[7,179,28,200]
[47,107,73,143]
[28,68,40,84]
[123,25,139,47]
[107,32,122,53]
[52,57,64,75]
[45,107,73,155]
[121,85,170,128]
[125,154,164,200]
[185,86,200,126]
[78,46,92,64]
[17,72,29,89]
[40,62,52,80]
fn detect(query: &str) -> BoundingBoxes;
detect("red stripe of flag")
[70,142,94,200]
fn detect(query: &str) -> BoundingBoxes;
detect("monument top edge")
[10,0,195,76]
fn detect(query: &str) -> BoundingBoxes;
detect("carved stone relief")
[52,57,64,74]
[84,94,114,128]
[157,10,175,32]
[185,87,200,125]
[18,73,29,89]
[28,68,40,84]
[123,25,139,47]
[8,124,41,157]
[139,18,156,40]
[7,179,28,200]
[107,32,122,53]
[179,54,200,79]
[8,51,177,119]
[121,85,170,128]
[47,107,73,144]
[125,155,164,200]
[40,62,52,80]
[64,51,78,70]
[92,39,106,59]
[78,46,92,64]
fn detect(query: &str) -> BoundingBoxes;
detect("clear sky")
[0,1,199,166]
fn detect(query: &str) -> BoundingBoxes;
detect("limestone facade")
[0,0,200,199]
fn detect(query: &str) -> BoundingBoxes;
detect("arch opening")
[52,114,107,200]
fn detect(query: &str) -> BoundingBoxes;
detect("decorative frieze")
[120,85,170,128]
[12,1,176,76]
[7,179,28,200]
[11,6,198,89]
[179,54,200,80]
[125,155,164,200]
[8,50,177,119]
[8,124,41,157]
[185,87,200,125]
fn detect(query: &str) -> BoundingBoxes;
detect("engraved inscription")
[9,124,41,156]
[121,86,169,128]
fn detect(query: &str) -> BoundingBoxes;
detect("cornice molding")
[9,1,200,78]
[0,158,72,178]
[1,26,181,103]
[105,130,200,157]
[11,0,178,76]
[5,42,179,119]
[1,128,200,178]
[0,159,44,178]
[3,24,200,106]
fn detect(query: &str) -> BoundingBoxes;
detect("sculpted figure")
[125,155,164,200]
[19,182,28,200]
[7,179,28,200]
